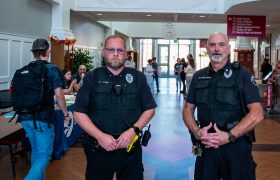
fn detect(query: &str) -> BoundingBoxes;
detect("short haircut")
[32,50,48,59]
[104,35,126,49]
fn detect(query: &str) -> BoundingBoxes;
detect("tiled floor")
[142,78,195,180]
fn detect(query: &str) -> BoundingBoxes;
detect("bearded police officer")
[183,32,264,180]
[73,35,157,179]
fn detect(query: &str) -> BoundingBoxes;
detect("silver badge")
[125,74,133,83]
[224,69,232,78]
[251,75,257,86]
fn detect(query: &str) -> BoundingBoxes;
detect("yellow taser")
[126,135,139,152]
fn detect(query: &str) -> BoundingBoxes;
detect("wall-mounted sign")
[200,39,207,48]
[227,15,266,37]
[163,22,177,40]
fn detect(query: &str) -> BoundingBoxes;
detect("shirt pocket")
[93,83,112,110]
[122,87,138,110]
[215,81,236,105]
[195,80,210,104]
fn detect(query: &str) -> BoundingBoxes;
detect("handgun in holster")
[81,133,100,151]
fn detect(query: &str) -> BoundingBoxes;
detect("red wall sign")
[199,39,207,48]
[227,15,266,37]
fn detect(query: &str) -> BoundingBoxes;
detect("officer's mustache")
[212,52,221,56]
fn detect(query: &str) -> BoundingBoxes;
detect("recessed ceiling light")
[266,24,271,27]
[199,15,206,18]
[146,14,152,17]
[97,13,103,16]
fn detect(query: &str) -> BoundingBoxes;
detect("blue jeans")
[21,121,54,180]
[146,75,154,93]
[174,74,181,91]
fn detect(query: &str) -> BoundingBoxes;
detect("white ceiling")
[74,0,280,30]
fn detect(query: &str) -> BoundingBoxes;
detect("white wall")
[71,12,106,48]
[70,12,107,69]
[0,34,35,90]
[0,0,52,38]
[98,21,227,39]
[0,0,53,90]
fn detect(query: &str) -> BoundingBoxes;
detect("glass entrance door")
[158,45,169,77]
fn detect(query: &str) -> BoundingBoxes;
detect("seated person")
[73,64,86,91]
[62,69,77,94]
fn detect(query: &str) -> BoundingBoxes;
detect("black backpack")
[11,60,51,115]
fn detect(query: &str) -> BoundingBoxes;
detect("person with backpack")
[11,38,70,180]
[73,35,157,179]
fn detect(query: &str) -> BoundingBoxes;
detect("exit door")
[158,45,169,77]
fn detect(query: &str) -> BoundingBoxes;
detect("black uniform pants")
[180,72,186,91]
[84,144,144,180]
[194,137,256,180]
[153,73,159,91]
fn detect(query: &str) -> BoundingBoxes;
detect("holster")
[81,133,100,151]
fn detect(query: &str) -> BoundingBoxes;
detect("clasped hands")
[97,128,136,151]
[197,122,230,149]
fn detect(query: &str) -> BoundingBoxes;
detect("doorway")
[158,45,169,77]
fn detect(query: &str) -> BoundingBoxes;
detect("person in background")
[260,55,272,83]
[18,38,70,180]
[174,57,181,92]
[62,69,77,94]
[145,59,154,93]
[152,57,160,92]
[124,55,136,68]
[73,64,86,91]
[183,32,264,180]
[179,58,187,93]
[184,54,196,94]
[73,35,157,180]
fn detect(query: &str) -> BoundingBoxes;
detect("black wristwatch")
[132,126,140,135]
[227,131,236,143]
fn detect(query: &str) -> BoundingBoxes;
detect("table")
[0,114,21,139]
[0,114,28,177]
[0,105,83,160]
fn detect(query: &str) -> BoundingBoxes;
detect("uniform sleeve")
[139,73,157,111]
[186,72,197,104]
[73,71,93,114]
[240,68,261,105]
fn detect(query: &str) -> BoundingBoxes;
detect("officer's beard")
[209,52,228,63]
[105,59,125,70]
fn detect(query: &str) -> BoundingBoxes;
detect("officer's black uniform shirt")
[73,67,157,116]
[186,61,261,106]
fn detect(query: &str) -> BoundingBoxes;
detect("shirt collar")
[207,60,231,74]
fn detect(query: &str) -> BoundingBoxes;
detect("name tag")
[198,77,211,80]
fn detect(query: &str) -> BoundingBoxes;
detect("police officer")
[182,32,264,180]
[73,35,157,179]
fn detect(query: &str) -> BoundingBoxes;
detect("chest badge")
[125,74,133,83]
[224,69,232,78]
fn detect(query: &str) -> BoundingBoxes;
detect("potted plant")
[72,48,94,72]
